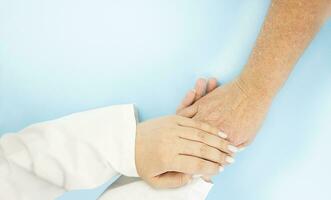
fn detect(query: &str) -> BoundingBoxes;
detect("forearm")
[238,0,331,99]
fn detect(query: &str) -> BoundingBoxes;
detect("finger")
[237,141,250,152]
[177,117,224,138]
[171,154,220,176]
[194,78,207,100]
[201,176,213,183]
[207,78,218,93]
[176,105,199,118]
[192,174,213,182]
[176,89,197,112]
[179,128,238,154]
[179,139,233,165]
[151,172,192,189]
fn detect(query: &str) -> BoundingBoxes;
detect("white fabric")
[0,104,138,200]
[0,104,213,200]
[99,176,213,200]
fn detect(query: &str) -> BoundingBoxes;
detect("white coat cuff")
[109,104,139,177]
[188,178,214,200]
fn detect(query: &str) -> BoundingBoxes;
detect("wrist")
[235,74,276,103]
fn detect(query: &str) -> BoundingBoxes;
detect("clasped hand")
[135,77,271,189]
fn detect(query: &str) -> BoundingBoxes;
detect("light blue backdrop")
[1,0,330,199]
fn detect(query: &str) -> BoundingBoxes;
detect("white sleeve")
[0,104,139,200]
[98,176,213,200]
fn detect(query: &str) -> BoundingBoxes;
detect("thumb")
[151,172,192,189]
[177,104,199,118]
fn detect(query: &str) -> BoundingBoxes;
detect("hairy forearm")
[191,0,330,146]
[238,0,331,99]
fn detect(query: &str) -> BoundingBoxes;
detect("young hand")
[135,115,236,188]
[177,78,236,183]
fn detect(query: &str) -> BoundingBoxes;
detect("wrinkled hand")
[135,115,235,189]
[178,78,272,147]
[176,78,238,182]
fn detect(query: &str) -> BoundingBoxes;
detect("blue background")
[1,0,330,199]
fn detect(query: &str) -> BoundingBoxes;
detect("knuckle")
[200,123,209,131]
[197,131,206,140]
[199,144,209,155]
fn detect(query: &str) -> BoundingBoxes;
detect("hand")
[135,115,236,188]
[179,78,272,147]
[176,78,219,116]
[177,78,235,183]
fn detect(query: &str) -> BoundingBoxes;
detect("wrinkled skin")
[178,78,272,147]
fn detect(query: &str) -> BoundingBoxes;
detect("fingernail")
[203,176,212,183]
[238,147,246,152]
[193,174,202,179]
[228,145,238,153]
[191,89,196,93]
[226,156,235,163]
[219,166,224,172]
[218,131,227,139]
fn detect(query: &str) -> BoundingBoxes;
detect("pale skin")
[135,79,223,189]
[135,0,331,189]
[179,0,331,147]
[2,0,330,195]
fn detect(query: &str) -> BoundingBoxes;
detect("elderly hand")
[178,78,273,147]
